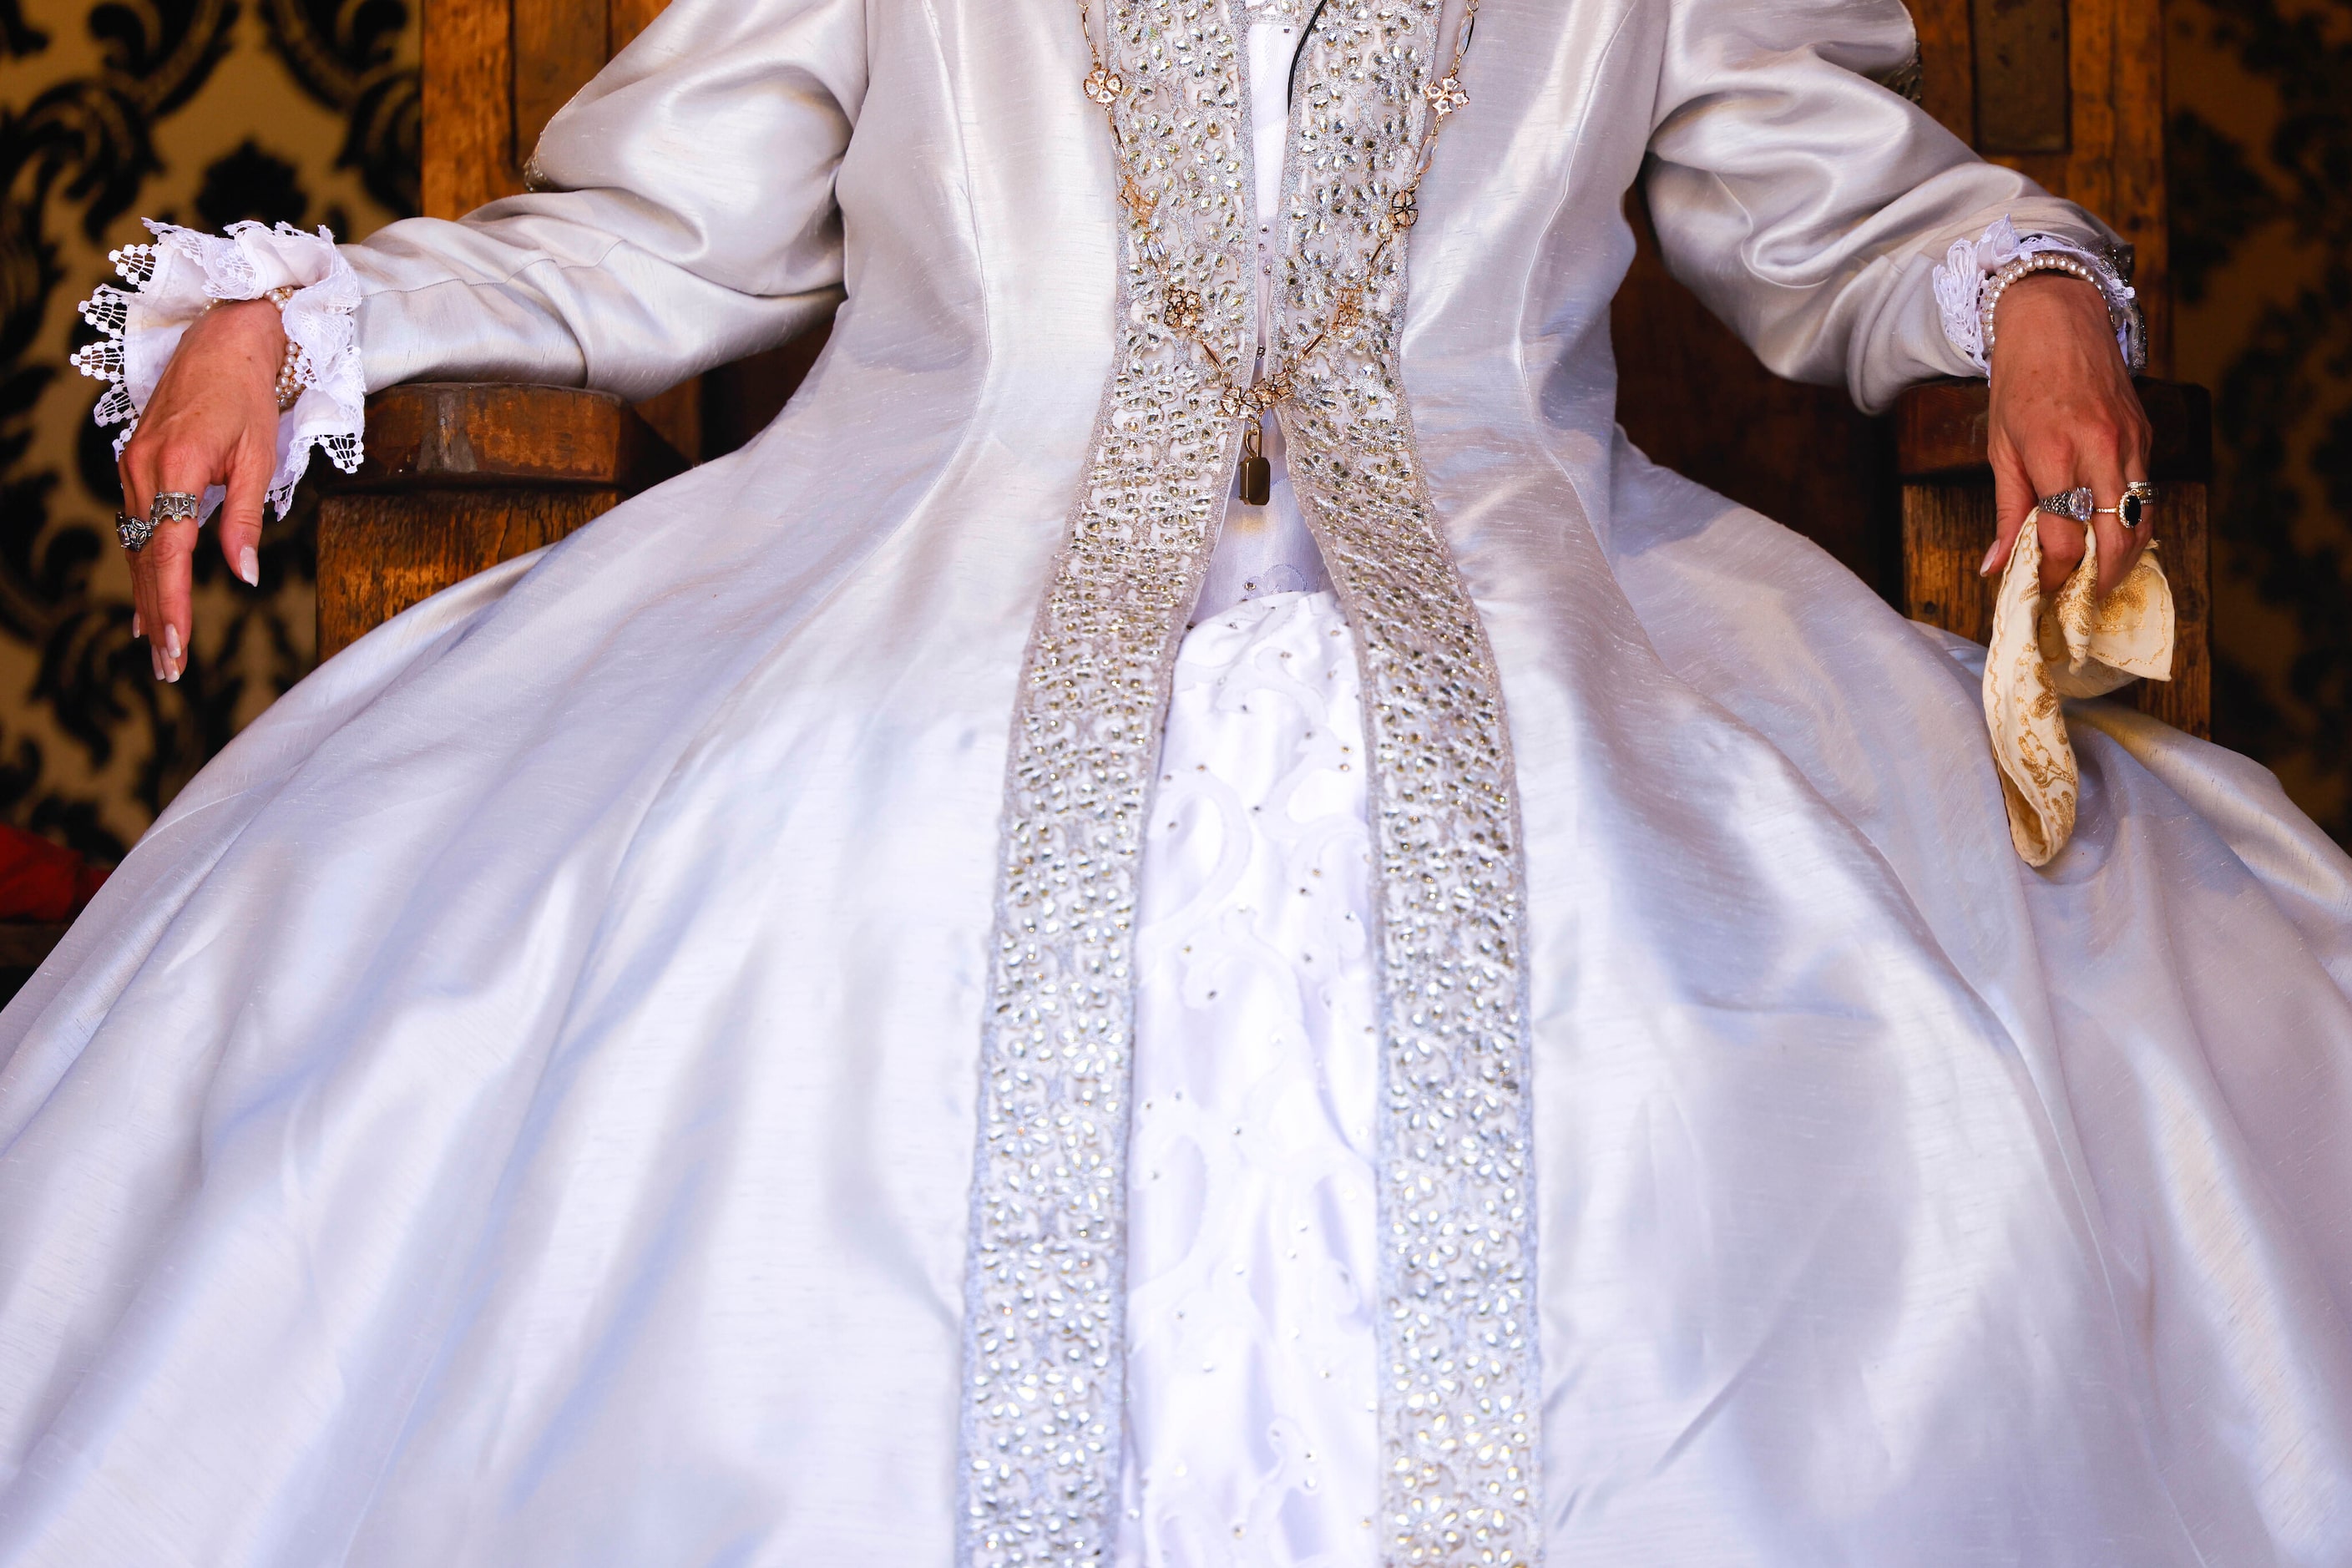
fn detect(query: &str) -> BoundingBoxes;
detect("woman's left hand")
[1976,272,2153,598]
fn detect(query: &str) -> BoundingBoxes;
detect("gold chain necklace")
[1077,0,1479,502]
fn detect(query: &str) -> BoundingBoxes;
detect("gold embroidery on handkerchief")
[1984,516,2176,866]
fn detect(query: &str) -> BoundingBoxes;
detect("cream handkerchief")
[1984,517,2176,865]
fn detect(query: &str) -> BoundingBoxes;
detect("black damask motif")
[2169,0,2352,841]
[89,0,240,125]
[0,0,412,857]
[0,2,46,60]
[196,138,308,229]
[259,0,417,217]
[0,1,240,854]
[2167,109,2283,306]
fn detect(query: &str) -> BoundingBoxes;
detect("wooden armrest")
[1892,377,2213,737]
[317,384,686,660]
[336,383,689,493]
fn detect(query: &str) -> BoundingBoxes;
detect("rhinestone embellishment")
[1161,287,1205,334]
[959,0,1542,1561]
[959,2,1252,1562]
[1277,1,1543,1560]
[1215,378,1289,418]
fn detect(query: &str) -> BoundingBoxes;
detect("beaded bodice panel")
[956,4,1249,1561]
[1277,5,1544,1563]
[956,0,1540,1562]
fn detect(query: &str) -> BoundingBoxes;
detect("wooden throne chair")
[321,0,2208,736]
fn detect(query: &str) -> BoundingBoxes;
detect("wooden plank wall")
[418,0,517,222]
[1909,0,2169,370]
[1616,0,2171,605]
[419,0,705,458]
[1889,0,2203,732]
[422,0,667,220]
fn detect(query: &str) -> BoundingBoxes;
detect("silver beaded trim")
[1277,3,1543,1562]
[957,0,1542,1560]
[957,1,1252,1561]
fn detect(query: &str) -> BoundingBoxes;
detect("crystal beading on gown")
[1111,11,1388,1560]
[11,0,2352,1563]
[963,0,1548,1557]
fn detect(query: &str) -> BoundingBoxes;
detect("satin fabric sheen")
[3,0,2351,1563]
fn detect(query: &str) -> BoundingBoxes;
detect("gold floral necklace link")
[1077,0,1478,498]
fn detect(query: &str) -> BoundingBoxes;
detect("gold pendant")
[1237,416,1271,506]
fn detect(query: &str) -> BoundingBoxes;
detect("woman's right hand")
[117,298,286,681]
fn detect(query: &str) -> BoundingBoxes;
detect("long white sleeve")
[1643,0,2130,412]
[346,0,866,398]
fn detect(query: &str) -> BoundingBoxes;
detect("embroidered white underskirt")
[1107,3,1379,1557]
[1117,590,1378,1565]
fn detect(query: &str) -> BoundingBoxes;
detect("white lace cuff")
[69,220,363,521]
[1932,215,2147,377]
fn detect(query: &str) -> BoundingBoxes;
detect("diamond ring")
[114,511,153,553]
[2040,483,2157,529]
[2036,486,2095,524]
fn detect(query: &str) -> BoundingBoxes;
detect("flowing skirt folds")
[0,448,2349,1565]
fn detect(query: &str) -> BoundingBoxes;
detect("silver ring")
[2036,486,2095,524]
[149,491,200,527]
[114,511,154,553]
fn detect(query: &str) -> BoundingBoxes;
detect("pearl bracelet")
[264,285,305,412]
[1980,251,2112,365]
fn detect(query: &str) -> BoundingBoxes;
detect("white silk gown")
[6,0,2352,1563]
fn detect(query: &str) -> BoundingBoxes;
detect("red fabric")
[0,825,109,923]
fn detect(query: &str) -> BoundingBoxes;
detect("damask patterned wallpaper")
[2169,0,2352,842]
[0,0,413,859]
[0,0,2346,857]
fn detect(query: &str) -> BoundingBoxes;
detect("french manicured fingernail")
[131,610,141,639]
[1978,540,2002,576]
[149,645,162,680]
[164,625,182,664]
[237,547,259,586]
